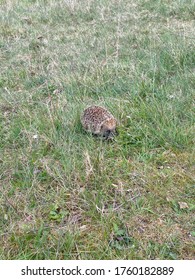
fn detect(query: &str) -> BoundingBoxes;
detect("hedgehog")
[81,105,117,139]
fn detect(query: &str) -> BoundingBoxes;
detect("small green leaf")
[113,223,119,233]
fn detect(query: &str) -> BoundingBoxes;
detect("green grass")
[0,0,195,260]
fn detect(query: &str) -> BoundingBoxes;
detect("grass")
[0,0,195,260]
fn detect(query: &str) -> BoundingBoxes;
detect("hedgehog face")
[100,119,117,139]
[102,128,116,139]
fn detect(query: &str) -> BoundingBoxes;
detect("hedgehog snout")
[103,129,116,139]
[103,129,111,138]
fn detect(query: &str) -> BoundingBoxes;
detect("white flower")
[32,134,38,139]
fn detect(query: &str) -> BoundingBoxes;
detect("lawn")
[0,0,195,259]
